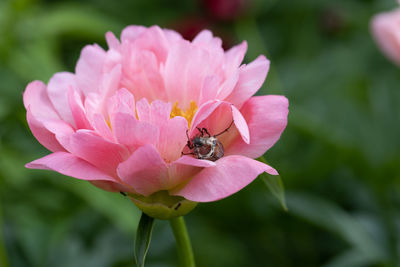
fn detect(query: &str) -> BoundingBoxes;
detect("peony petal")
[121,25,147,43]
[226,95,289,158]
[26,108,65,152]
[106,31,120,50]
[135,98,151,122]
[157,116,188,162]
[107,88,135,117]
[225,55,270,108]
[112,112,159,148]
[68,130,129,177]
[117,144,168,196]
[75,44,106,95]
[171,155,278,202]
[173,155,216,167]
[191,100,249,144]
[68,88,92,129]
[163,41,214,108]
[47,72,77,125]
[23,81,59,120]
[136,98,171,125]
[224,41,247,74]
[193,30,223,50]
[27,112,75,150]
[90,113,114,142]
[26,152,116,182]
[231,104,250,144]
[121,50,166,102]
[216,69,239,101]
[199,75,221,105]
[134,26,170,62]
[163,29,183,43]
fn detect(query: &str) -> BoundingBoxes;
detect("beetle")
[183,121,234,162]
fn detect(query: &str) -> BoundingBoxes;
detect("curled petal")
[191,100,249,144]
[171,155,278,202]
[226,95,289,158]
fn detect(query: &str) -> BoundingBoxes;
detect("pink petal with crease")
[26,108,65,152]
[68,88,92,130]
[226,95,289,158]
[68,130,129,177]
[26,152,116,182]
[173,155,216,167]
[47,72,77,125]
[157,116,188,162]
[191,100,249,144]
[117,144,168,196]
[111,112,159,148]
[23,81,59,120]
[224,41,247,75]
[107,88,135,117]
[171,155,278,202]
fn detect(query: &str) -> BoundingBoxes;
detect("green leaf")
[257,156,288,211]
[286,192,387,264]
[134,213,154,267]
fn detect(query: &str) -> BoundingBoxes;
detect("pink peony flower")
[371,6,400,66]
[24,25,288,207]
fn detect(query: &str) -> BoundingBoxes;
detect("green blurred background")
[1,0,400,266]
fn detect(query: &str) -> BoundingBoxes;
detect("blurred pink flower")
[24,25,288,202]
[371,6,400,66]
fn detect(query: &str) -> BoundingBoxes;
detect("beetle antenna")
[214,120,234,137]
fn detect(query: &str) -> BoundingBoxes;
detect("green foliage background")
[1,0,400,266]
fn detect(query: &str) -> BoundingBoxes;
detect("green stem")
[169,216,195,267]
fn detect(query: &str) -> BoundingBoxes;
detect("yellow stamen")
[170,101,198,128]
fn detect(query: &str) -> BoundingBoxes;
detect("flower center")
[170,101,198,128]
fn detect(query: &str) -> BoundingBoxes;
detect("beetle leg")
[196,127,204,136]
[181,151,196,156]
[185,130,194,149]
[202,128,211,137]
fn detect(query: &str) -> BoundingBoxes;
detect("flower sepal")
[128,191,198,220]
